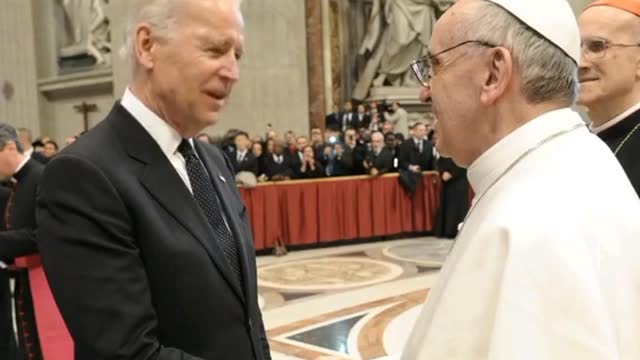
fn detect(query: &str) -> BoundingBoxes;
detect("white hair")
[120,0,242,65]
[120,0,178,63]
[371,131,384,141]
[462,1,579,105]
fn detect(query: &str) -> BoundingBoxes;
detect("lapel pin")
[219,175,226,183]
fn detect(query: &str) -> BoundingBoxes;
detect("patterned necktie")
[177,140,242,286]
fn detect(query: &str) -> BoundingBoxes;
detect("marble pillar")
[306,0,327,131]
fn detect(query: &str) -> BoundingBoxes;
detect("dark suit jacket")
[229,150,259,175]
[398,138,435,172]
[340,111,357,131]
[325,112,340,131]
[365,148,394,175]
[37,103,271,360]
[289,151,304,178]
[598,108,640,197]
[30,152,49,165]
[0,159,42,261]
[355,113,370,129]
[264,153,294,179]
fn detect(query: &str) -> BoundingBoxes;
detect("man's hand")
[442,171,452,182]
[409,165,421,173]
[370,168,379,176]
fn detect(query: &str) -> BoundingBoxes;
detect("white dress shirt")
[121,88,196,193]
[120,88,233,231]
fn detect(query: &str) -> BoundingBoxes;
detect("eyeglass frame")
[581,38,640,60]
[410,40,497,87]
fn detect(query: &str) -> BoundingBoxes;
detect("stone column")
[306,0,327,131]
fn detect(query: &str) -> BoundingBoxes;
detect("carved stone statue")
[59,0,111,69]
[353,0,454,100]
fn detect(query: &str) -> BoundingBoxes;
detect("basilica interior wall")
[0,0,594,144]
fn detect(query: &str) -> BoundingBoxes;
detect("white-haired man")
[399,0,640,359]
[37,0,271,359]
[578,0,640,197]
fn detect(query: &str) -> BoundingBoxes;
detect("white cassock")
[400,108,640,359]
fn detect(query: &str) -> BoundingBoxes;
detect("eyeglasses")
[581,38,640,60]
[410,40,496,87]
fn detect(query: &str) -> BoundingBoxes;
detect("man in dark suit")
[0,124,44,360]
[288,136,308,178]
[355,104,370,130]
[340,100,357,132]
[364,132,394,176]
[264,140,294,180]
[325,104,341,131]
[36,1,270,359]
[229,132,258,175]
[398,122,435,173]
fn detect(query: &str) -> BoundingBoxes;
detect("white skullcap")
[487,0,581,64]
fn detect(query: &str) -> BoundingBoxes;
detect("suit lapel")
[194,142,253,304]
[110,104,245,304]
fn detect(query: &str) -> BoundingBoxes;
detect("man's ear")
[134,23,158,70]
[480,47,513,106]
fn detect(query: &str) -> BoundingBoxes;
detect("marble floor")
[257,237,452,360]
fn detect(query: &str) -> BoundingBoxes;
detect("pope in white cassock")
[397,0,640,359]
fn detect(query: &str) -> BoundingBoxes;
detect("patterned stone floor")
[257,237,453,360]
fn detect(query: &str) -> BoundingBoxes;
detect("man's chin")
[576,94,599,108]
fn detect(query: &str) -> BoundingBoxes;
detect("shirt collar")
[590,101,640,134]
[468,107,584,197]
[121,88,186,158]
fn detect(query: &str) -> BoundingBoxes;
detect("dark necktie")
[177,140,242,285]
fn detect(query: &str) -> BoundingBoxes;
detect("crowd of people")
[198,102,435,184]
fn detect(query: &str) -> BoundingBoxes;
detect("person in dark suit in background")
[229,132,258,175]
[327,143,353,177]
[398,122,435,173]
[0,123,44,360]
[434,156,470,238]
[355,103,370,130]
[36,1,271,359]
[364,131,394,176]
[251,141,268,178]
[264,140,294,180]
[340,101,357,132]
[289,136,308,178]
[325,104,341,131]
